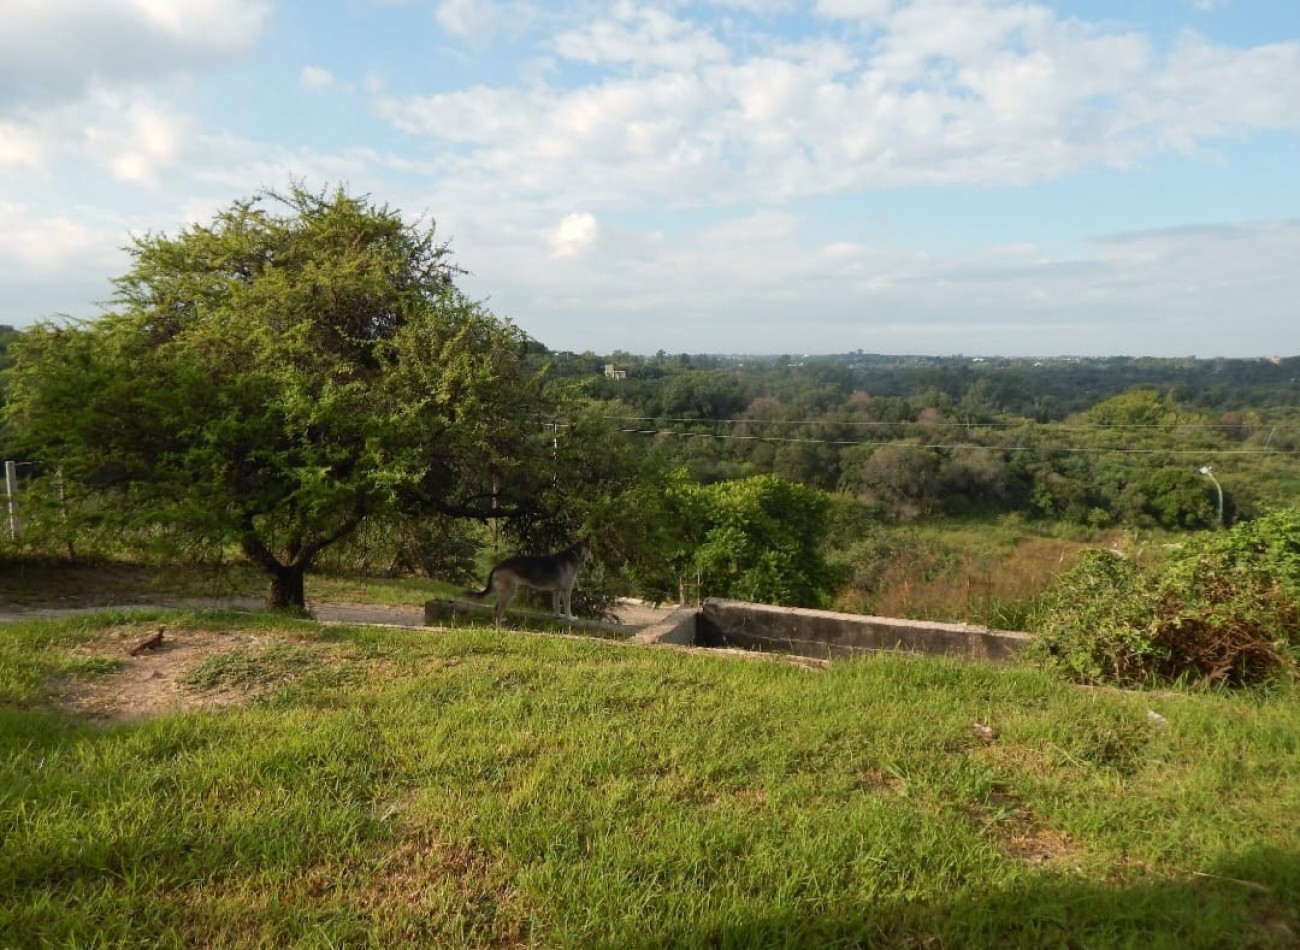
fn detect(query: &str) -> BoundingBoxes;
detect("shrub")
[1031,550,1164,685]
[1033,509,1300,687]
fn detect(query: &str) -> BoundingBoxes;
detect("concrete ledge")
[423,598,633,636]
[699,599,1031,663]
[424,598,495,627]
[627,607,698,646]
[425,596,1032,665]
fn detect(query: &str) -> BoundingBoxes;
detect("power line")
[545,418,1294,455]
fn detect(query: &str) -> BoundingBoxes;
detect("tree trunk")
[240,512,363,614]
[266,564,308,613]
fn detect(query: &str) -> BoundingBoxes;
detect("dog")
[468,538,593,626]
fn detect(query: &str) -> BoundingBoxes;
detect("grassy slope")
[2,611,1297,947]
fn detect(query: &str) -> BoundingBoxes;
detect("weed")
[182,643,327,692]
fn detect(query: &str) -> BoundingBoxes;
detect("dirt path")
[0,597,674,629]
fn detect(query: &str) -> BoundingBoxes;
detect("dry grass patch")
[354,830,533,945]
[972,793,1081,868]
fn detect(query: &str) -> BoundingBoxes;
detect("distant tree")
[0,324,21,458]
[4,185,554,609]
[654,371,747,420]
[1119,467,1216,530]
[843,444,943,520]
[941,447,1018,513]
[1081,388,1176,427]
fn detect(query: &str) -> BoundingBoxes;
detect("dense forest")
[536,347,1298,529]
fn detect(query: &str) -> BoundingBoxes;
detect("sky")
[2,0,1298,357]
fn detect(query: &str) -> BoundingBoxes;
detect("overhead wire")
[600,415,1300,431]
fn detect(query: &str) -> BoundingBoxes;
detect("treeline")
[551,349,1300,418]
[533,349,1299,531]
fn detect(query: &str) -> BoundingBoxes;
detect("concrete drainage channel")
[629,598,1031,664]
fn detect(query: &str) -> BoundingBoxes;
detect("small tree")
[5,185,554,610]
[693,474,835,607]
[842,443,943,520]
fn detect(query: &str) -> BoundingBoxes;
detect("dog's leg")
[494,579,518,628]
[560,584,574,620]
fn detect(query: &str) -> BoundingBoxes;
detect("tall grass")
[2,611,1297,946]
[829,518,1173,628]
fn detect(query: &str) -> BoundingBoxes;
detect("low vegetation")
[1034,509,1300,687]
[2,610,1298,946]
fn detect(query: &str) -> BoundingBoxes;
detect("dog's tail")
[465,569,495,599]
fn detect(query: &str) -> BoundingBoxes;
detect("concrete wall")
[428,596,1032,665]
[627,607,698,646]
[425,598,493,627]
[698,599,1031,663]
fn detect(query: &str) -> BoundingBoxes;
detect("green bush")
[1033,509,1300,687]
[694,475,836,608]
[1031,550,1163,685]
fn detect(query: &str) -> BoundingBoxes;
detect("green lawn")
[2,610,1297,947]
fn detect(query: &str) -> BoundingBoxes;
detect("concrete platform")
[423,598,633,636]
[631,598,1031,663]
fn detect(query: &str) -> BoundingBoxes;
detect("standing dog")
[469,538,593,626]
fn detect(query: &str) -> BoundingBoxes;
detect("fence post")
[5,460,18,540]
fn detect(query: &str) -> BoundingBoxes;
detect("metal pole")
[1199,466,1224,529]
[5,460,18,541]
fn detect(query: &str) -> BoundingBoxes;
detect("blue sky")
[2,1,1298,356]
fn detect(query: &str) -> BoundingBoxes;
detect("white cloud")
[88,99,184,184]
[0,201,105,273]
[0,0,269,110]
[128,0,270,51]
[458,209,1300,356]
[550,212,599,258]
[434,0,533,41]
[814,0,895,23]
[377,0,1300,209]
[0,200,130,323]
[301,65,337,90]
[0,0,1294,357]
[706,0,798,12]
[0,122,45,170]
[551,5,730,70]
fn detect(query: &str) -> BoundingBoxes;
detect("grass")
[2,609,1298,947]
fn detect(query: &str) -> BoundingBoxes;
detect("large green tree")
[4,186,556,609]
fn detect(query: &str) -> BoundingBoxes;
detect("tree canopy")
[4,186,557,609]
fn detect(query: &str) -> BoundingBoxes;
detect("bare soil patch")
[967,789,1080,867]
[56,624,296,722]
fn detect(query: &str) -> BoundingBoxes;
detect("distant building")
[603,364,627,380]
